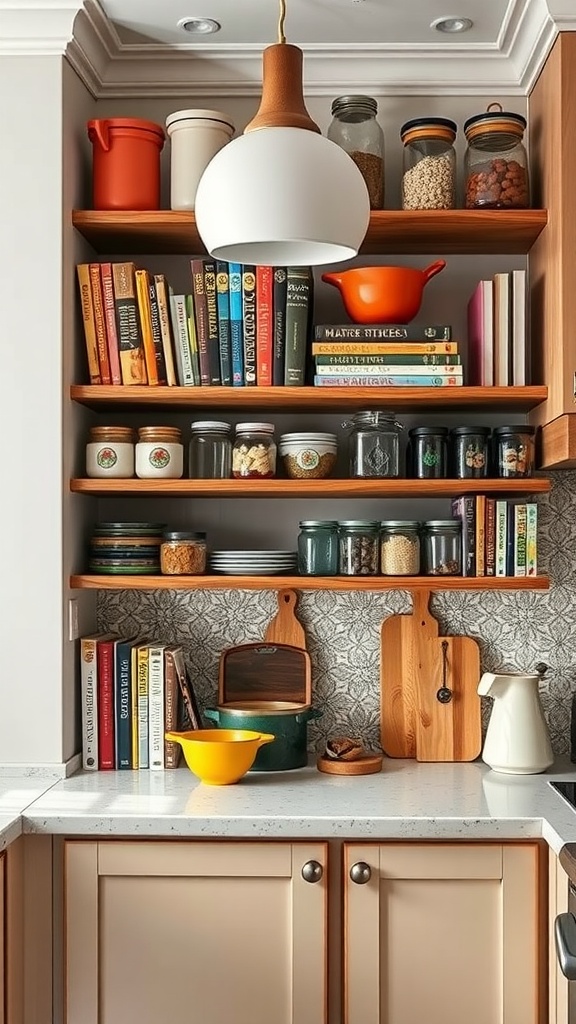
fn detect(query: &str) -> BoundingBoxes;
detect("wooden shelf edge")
[540,415,576,469]
[70,574,550,592]
[69,477,551,497]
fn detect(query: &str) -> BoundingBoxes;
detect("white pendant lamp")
[195,0,370,266]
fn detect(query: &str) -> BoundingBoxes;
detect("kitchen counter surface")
[0,774,59,851]
[16,758,576,855]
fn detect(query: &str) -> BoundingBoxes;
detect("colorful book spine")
[256,264,273,386]
[137,643,149,770]
[285,267,313,386]
[242,265,257,385]
[312,341,458,356]
[315,353,461,366]
[191,259,210,385]
[76,264,101,384]
[313,374,462,387]
[112,262,147,385]
[203,260,221,385]
[467,279,493,386]
[153,274,177,386]
[314,324,452,341]
[89,263,111,384]
[100,263,122,384]
[97,637,115,770]
[148,645,165,771]
[130,645,140,769]
[475,495,486,577]
[147,277,168,384]
[526,503,538,575]
[272,267,288,386]
[169,292,195,386]
[216,261,232,386]
[229,263,244,385]
[495,500,508,576]
[135,268,159,385]
[80,635,100,770]
[514,503,527,576]
[164,648,182,769]
[114,638,134,770]
[451,496,476,577]
[185,294,201,385]
[485,497,496,577]
[315,364,462,377]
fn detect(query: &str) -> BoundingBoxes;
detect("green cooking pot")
[203,703,322,771]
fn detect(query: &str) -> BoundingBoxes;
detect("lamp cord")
[278,0,286,43]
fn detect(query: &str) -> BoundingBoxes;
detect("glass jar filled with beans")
[380,521,421,576]
[464,103,529,209]
[400,117,457,210]
[338,521,380,576]
[327,95,385,209]
[232,422,277,478]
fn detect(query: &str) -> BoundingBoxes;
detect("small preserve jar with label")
[160,531,206,575]
[86,426,135,478]
[464,103,530,209]
[297,521,339,576]
[327,95,385,209]
[135,426,184,479]
[232,423,277,478]
[400,117,457,210]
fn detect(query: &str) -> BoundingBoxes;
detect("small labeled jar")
[408,426,448,479]
[232,422,277,478]
[450,426,490,478]
[327,95,385,209]
[464,103,530,209]
[297,521,339,576]
[86,426,135,478]
[160,531,207,575]
[400,117,457,210]
[494,425,535,478]
[421,520,462,576]
[189,420,232,479]
[135,426,184,479]
[338,521,380,576]
[344,410,403,478]
[380,521,421,576]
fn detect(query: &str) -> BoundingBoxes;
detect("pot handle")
[203,708,220,723]
[87,119,111,152]
[296,708,323,724]
[422,259,446,282]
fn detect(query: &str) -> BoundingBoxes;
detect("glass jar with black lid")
[450,426,490,478]
[494,425,535,478]
[464,102,529,209]
[408,426,448,479]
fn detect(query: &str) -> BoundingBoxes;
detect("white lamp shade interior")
[195,127,371,266]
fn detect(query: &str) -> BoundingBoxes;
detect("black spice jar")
[450,426,490,479]
[408,426,448,479]
[494,425,535,478]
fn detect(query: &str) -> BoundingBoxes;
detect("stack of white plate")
[210,550,298,576]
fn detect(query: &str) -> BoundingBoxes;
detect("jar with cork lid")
[400,117,457,210]
[135,426,184,479]
[327,95,385,209]
[464,103,529,209]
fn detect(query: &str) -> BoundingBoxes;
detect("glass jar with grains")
[232,422,277,478]
[380,521,421,576]
[464,103,529,209]
[160,531,207,575]
[400,117,457,210]
[327,95,385,209]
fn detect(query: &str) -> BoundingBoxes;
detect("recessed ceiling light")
[177,16,221,35]
[431,16,473,33]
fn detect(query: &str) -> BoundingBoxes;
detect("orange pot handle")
[88,119,111,152]
[422,259,446,282]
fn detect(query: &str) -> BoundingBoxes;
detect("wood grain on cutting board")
[264,589,307,649]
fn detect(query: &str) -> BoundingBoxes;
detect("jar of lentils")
[297,521,339,576]
[338,521,380,576]
[400,117,457,210]
[380,521,421,576]
[464,103,529,209]
[327,95,385,209]
[232,422,277,478]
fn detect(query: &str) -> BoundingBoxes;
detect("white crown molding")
[0,2,81,54]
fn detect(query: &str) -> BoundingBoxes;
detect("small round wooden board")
[316,753,383,776]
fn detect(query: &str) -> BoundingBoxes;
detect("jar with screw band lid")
[297,521,339,576]
[400,117,457,210]
[189,420,232,478]
[464,103,529,209]
[86,426,135,478]
[421,520,462,576]
[338,520,380,576]
[380,521,421,576]
[232,422,276,478]
[327,95,385,209]
[160,531,207,575]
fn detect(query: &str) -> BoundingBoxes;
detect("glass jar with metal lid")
[344,410,403,478]
[400,117,457,210]
[338,521,380,576]
[421,520,462,576]
[160,531,207,575]
[464,103,529,209]
[380,521,421,576]
[327,95,385,209]
[189,420,232,479]
[297,521,339,576]
[232,422,277,478]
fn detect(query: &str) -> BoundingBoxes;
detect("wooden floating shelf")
[72,208,548,256]
[70,385,548,413]
[70,477,551,498]
[70,575,550,592]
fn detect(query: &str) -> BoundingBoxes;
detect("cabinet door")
[0,851,4,1024]
[344,842,542,1024]
[550,852,569,1024]
[65,840,326,1024]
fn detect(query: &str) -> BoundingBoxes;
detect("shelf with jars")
[70,478,551,498]
[69,573,549,592]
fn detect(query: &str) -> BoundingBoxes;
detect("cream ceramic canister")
[135,426,184,479]
[86,426,135,478]
[478,670,553,775]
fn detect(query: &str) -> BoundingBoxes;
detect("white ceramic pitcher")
[478,671,553,775]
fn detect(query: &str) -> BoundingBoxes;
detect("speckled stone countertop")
[9,758,576,856]
[0,775,60,851]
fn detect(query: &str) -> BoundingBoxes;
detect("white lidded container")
[135,426,184,480]
[86,426,135,478]
[166,108,235,211]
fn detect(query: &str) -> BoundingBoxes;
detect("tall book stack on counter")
[76,261,313,389]
[451,496,537,578]
[467,269,529,386]
[80,636,203,771]
[312,323,463,387]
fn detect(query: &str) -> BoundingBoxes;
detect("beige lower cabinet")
[0,851,5,1024]
[64,839,327,1024]
[549,851,570,1024]
[343,842,545,1024]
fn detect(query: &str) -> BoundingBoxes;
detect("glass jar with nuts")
[338,520,380,576]
[400,117,457,210]
[464,103,530,209]
[232,422,277,478]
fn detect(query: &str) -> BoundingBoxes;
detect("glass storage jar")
[189,420,232,478]
[494,425,535,478]
[464,103,529,209]
[160,531,207,575]
[327,95,385,209]
[86,426,135,478]
[421,520,462,576]
[344,410,403,478]
[338,521,380,576]
[450,425,490,478]
[400,117,457,210]
[380,521,421,576]
[135,426,184,479]
[297,521,339,576]
[408,426,448,479]
[232,422,277,478]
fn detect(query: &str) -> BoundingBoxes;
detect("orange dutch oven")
[322,260,446,324]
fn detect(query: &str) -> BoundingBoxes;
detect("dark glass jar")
[421,520,462,576]
[408,426,448,478]
[494,425,535,478]
[297,521,339,576]
[450,426,490,478]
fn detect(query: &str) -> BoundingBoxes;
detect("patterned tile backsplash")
[98,470,576,757]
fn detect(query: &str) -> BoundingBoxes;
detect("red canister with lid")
[87,118,165,210]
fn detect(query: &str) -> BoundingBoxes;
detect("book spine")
[76,264,101,384]
[314,324,452,341]
[112,262,148,385]
[130,645,139,769]
[256,264,273,386]
[135,268,159,385]
[506,502,515,576]
[242,266,257,385]
[229,263,244,385]
[315,363,462,376]
[315,353,461,366]
[169,292,195,386]
[153,275,177,386]
[514,503,527,576]
[88,263,112,384]
[148,279,168,384]
[147,646,165,771]
[451,496,476,576]
[312,341,458,356]
[137,645,149,769]
[313,374,462,387]
[100,263,122,384]
[485,497,496,577]
[191,259,211,385]
[216,261,232,386]
[475,495,486,577]
[203,261,221,385]
[526,503,538,575]
[284,267,312,386]
[495,500,508,576]
[185,294,201,385]
[173,650,202,730]
[97,639,115,770]
[164,650,181,769]
[272,267,288,386]
[114,639,133,769]
[80,637,99,770]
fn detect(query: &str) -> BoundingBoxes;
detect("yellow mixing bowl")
[165,729,275,785]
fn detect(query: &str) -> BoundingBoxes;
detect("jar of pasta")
[232,422,277,478]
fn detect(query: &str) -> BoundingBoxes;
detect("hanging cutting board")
[219,642,312,707]
[264,589,307,650]
[380,590,482,762]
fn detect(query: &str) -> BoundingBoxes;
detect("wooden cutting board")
[264,589,306,649]
[380,590,482,762]
[219,642,312,707]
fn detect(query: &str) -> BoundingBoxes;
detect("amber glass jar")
[327,95,385,209]
[464,103,529,209]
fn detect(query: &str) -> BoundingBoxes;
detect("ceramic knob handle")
[301,860,323,883]
[350,861,371,884]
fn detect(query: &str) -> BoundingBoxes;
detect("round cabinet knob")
[301,860,324,883]
[350,861,372,884]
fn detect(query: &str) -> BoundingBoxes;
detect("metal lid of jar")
[450,425,491,435]
[408,425,449,436]
[464,103,526,142]
[163,531,206,541]
[235,422,275,433]
[331,95,378,118]
[493,424,536,435]
[299,520,339,528]
[381,520,421,529]
[422,520,462,529]
[337,520,380,529]
[348,410,401,426]
[400,117,457,145]
[190,420,232,433]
